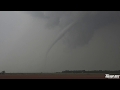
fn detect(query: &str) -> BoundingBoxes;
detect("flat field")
[0,73,107,79]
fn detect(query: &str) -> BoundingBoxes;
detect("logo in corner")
[105,74,120,79]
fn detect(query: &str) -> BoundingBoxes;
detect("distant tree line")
[0,71,5,74]
[61,70,120,74]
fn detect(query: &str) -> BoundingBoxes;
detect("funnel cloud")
[45,20,77,66]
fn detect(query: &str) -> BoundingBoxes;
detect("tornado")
[44,20,78,67]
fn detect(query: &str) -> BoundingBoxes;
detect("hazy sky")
[0,11,120,73]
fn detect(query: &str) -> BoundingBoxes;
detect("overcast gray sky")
[0,11,120,73]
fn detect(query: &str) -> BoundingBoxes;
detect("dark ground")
[0,73,107,79]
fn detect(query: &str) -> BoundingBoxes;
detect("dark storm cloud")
[63,11,120,48]
[26,11,120,48]
[25,11,82,28]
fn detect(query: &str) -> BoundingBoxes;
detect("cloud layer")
[26,11,120,48]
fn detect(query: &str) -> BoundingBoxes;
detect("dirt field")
[0,73,107,79]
